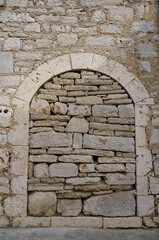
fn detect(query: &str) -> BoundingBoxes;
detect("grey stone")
[0,0,5,6]
[59,155,93,163]
[61,72,80,79]
[140,61,151,73]
[150,129,159,145]
[100,24,123,34]
[74,184,110,192]
[24,23,40,32]
[98,157,135,163]
[83,191,135,216]
[29,155,57,163]
[7,0,27,7]
[76,96,103,105]
[0,52,13,73]
[34,163,49,178]
[28,192,56,216]
[80,164,95,173]
[83,134,135,152]
[132,21,154,33]
[86,36,114,47]
[137,43,156,58]
[118,104,134,118]
[66,177,101,185]
[4,195,26,217]
[150,177,159,194]
[92,105,118,117]
[154,161,159,177]
[49,163,78,177]
[0,75,20,87]
[4,38,21,50]
[105,173,135,185]
[30,97,50,115]
[152,34,159,42]
[57,192,91,199]
[96,164,125,172]
[73,149,114,157]
[48,148,73,155]
[54,102,67,115]
[57,199,82,216]
[57,33,78,46]
[80,0,123,7]
[66,117,89,133]
[28,183,63,191]
[30,131,72,148]
[68,104,91,116]
[73,133,82,148]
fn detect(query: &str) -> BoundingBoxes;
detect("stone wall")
[0,0,159,228]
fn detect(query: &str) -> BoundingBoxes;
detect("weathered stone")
[44,82,61,90]
[0,216,9,227]
[0,52,13,74]
[140,61,151,73]
[49,163,78,177]
[107,7,133,23]
[54,78,74,85]
[137,43,156,58]
[51,216,102,228]
[79,164,95,173]
[105,173,135,185]
[83,191,135,216]
[104,217,142,229]
[58,155,93,163]
[108,118,134,125]
[87,116,107,123]
[90,122,130,131]
[104,99,132,105]
[64,85,98,91]
[105,93,128,100]
[115,131,135,137]
[74,184,110,192]
[57,199,82,216]
[36,94,58,101]
[4,195,27,217]
[48,148,73,155]
[66,117,89,133]
[33,120,67,127]
[68,104,91,116]
[136,147,152,176]
[75,79,113,86]
[98,157,135,163]
[40,178,65,184]
[28,183,63,191]
[24,23,40,32]
[28,192,56,216]
[57,192,91,199]
[29,155,57,163]
[12,217,50,227]
[86,36,114,47]
[11,176,27,195]
[0,75,20,87]
[30,131,72,148]
[36,39,52,48]
[150,177,159,194]
[154,161,159,177]
[57,33,78,46]
[150,129,159,145]
[54,102,67,115]
[66,177,100,185]
[126,163,135,172]
[92,105,118,117]
[73,149,114,157]
[34,163,49,178]
[0,106,12,127]
[93,190,113,195]
[4,38,21,50]
[73,133,82,148]
[137,176,148,195]
[143,217,158,228]
[7,0,27,7]
[76,96,103,105]
[132,21,154,33]
[100,24,123,34]
[137,196,154,217]
[39,89,67,96]
[93,130,114,136]
[83,134,135,152]
[96,164,125,173]
[68,91,85,97]
[59,97,75,103]
[118,104,134,118]
[30,149,46,155]
[30,97,50,115]
[61,72,80,79]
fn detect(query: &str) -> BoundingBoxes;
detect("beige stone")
[70,53,94,70]
[54,102,67,115]
[34,163,49,178]
[96,164,125,172]
[48,148,73,155]
[28,183,63,191]
[59,155,93,163]
[137,176,148,195]
[57,192,91,199]
[76,96,103,105]
[135,105,150,127]
[104,217,142,229]
[66,177,100,185]
[105,173,135,185]
[73,133,82,149]
[30,97,50,115]
[79,164,95,173]
[66,117,89,133]
[73,149,114,157]
[0,216,9,227]
[12,217,50,227]
[61,72,80,79]
[48,54,72,76]
[137,196,154,217]
[118,104,134,118]
[29,155,57,163]
[28,192,57,216]
[92,105,118,117]
[90,122,129,131]
[57,199,82,216]
[68,104,91,116]
[150,177,159,194]
[11,176,27,195]
[74,184,110,192]
[98,157,135,163]
[136,147,152,176]
[49,163,78,177]
[4,195,27,217]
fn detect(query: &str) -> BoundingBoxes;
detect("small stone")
[104,217,142,229]
[76,96,103,105]
[30,97,50,115]
[132,21,154,33]
[118,104,134,118]
[79,164,95,173]
[66,117,89,133]
[0,52,13,74]
[137,176,148,195]
[74,184,110,192]
[28,183,63,191]
[137,43,156,58]
[4,38,21,50]
[100,24,123,34]
[0,216,9,227]
[48,148,73,155]
[24,23,40,32]
[59,97,75,103]
[44,82,61,90]
[54,102,67,115]
[86,36,114,47]
[107,7,133,23]
[29,155,57,163]
[61,72,80,79]
[0,106,12,127]
[73,133,82,149]
[57,33,78,46]
[34,163,49,178]
[28,192,57,216]
[150,177,159,194]
[96,164,125,173]
[58,155,93,163]
[73,149,114,157]
[68,104,91,116]
[49,163,78,177]
[140,61,151,73]
[57,199,82,216]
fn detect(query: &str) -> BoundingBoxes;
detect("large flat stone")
[83,191,135,216]
[92,105,118,117]
[57,199,82,216]
[30,131,72,148]
[83,134,135,152]
[59,155,93,163]
[29,155,57,163]
[49,163,78,177]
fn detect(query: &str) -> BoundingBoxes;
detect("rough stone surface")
[92,105,118,117]
[54,102,67,115]
[150,177,159,194]
[105,173,135,185]
[68,104,91,116]
[30,97,50,115]
[59,155,93,163]
[76,96,103,105]
[66,117,89,133]
[4,195,27,217]
[66,177,101,185]
[34,163,49,178]
[137,196,154,217]
[104,217,142,229]
[57,33,78,46]
[118,104,134,118]
[28,192,57,216]
[49,163,78,177]
[57,199,82,216]
[7,0,27,7]
[0,52,13,73]
[83,191,135,217]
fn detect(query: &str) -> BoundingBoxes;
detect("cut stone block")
[54,102,67,115]
[66,177,100,185]
[4,195,27,217]
[96,164,125,172]
[79,164,95,173]
[137,176,148,195]
[11,176,27,195]
[73,133,82,148]
[137,195,154,217]
[66,117,89,133]
[105,173,135,185]
[76,96,103,105]
[30,97,50,115]
[92,105,118,117]
[118,104,134,118]
[29,155,57,163]
[68,104,91,116]
[83,191,135,216]
[59,155,93,163]
[4,38,21,50]
[103,217,142,229]
[49,163,78,177]
[0,106,12,127]
[0,52,13,74]
[34,163,49,178]
[57,199,82,216]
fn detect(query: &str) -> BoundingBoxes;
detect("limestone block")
[49,163,78,177]
[36,39,52,48]
[73,149,114,157]
[118,104,134,118]
[154,161,159,177]
[0,216,9,227]
[12,98,29,125]
[136,176,148,195]
[10,146,28,176]
[73,133,82,148]
[59,155,93,163]
[54,102,67,115]
[28,192,56,216]
[28,183,63,192]
[105,173,135,185]
[136,127,147,147]
[76,96,103,105]
[100,24,123,34]
[0,135,7,145]
[68,104,91,116]
[7,0,27,7]
[57,192,91,199]
[91,9,105,22]
[74,184,110,192]
[150,129,159,145]
[98,157,135,163]
[34,163,49,178]
[107,7,133,23]
[140,61,151,73]
[12,217,50,227]
[96,164,125,173]
[0,185,9,194]
[30,97,50,115]
[126,163,135,173]
[8,124,29,146]
[86,36,114,47]
[47,0,62,6]
[150,177,159,194]
[64,85,97,91]
[84,191,135,217]
[66,177,100,185]
[61,72,80,79]
[57,199,82,216]
[0,148,9,167]
[44,82,61,90]
[104,217,142,228]
[29,155,57,163]
[4,195,27,217]
[0,75,20,87]
[57,33,78,46]
[37,94,58,101]
[0,106,12,127]
[48,148,73,155]
[0,0,5,6]
[83,134,134,152]
[70,53,94,70]
[0,11,34,23]
[0,177,9,194]
[132,21,154,33]
[143,217,158,228]
[48,54,72,76]
[0,52,13,73]
[66,117,89,133]
[137,43,156,58]
[79,164,95,173]
[24,23,40,32]
[4,38,21,50]
[11,176,27,195]
[92,105,118,117]
[136,147,152,176]
[137,196,154,217]
[135,104,149,127]
[30,131,72,148]
[51,216,102,228]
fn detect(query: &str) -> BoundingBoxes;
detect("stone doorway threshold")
[0,228,159,240]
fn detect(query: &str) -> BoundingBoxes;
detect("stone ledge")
[103,217,142,228]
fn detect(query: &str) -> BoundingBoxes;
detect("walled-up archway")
[11,53,154,228]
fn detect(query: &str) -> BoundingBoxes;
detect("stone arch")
[11,53,154,227]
